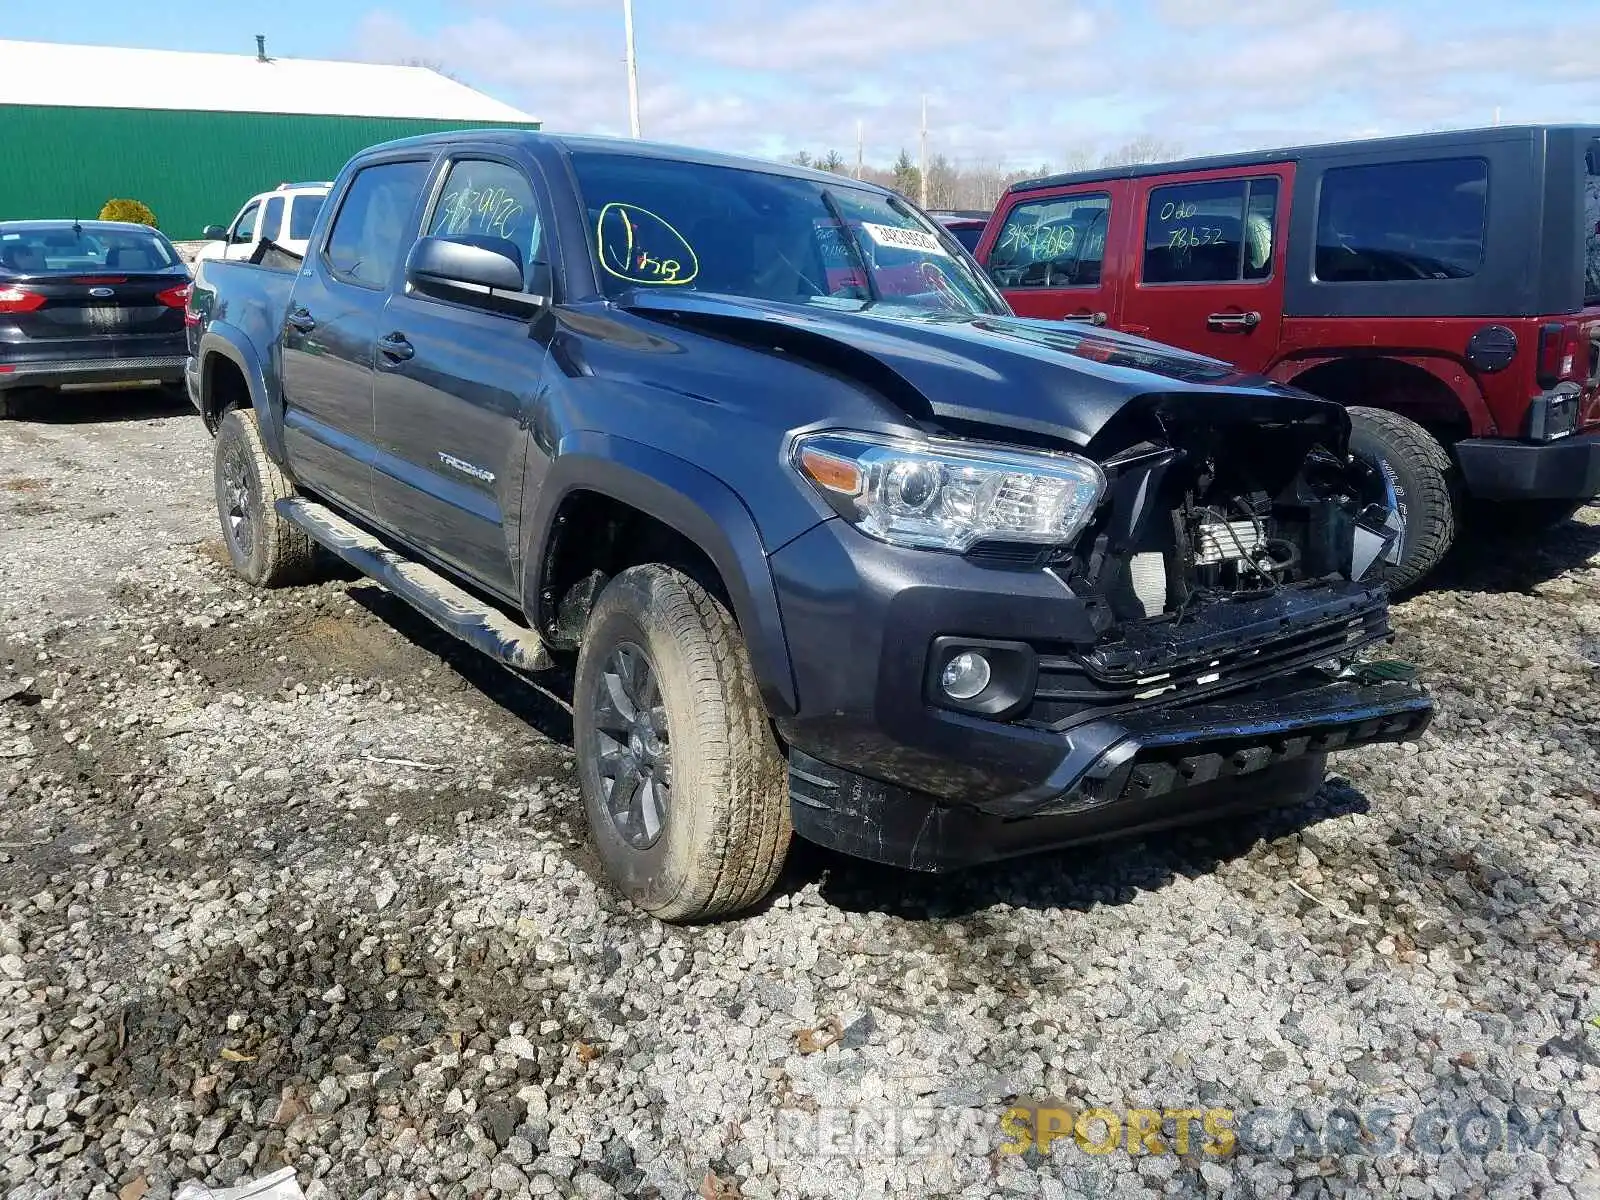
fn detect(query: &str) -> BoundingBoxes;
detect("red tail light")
[70,276,127,286]
[0,286,45,314]
[1535,321,1582,389]
[156,283,192,309]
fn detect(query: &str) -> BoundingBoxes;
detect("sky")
[4,0,1597,171]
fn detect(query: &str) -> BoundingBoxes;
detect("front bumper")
[1455,431,1600,500]
[0,354,186,392]
[769,518,1433,869]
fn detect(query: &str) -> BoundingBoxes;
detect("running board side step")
[277,497,552,673]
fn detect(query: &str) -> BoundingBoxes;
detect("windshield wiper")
[820,189,880,306]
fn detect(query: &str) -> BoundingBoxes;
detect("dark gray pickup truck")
[187,130,1432,921]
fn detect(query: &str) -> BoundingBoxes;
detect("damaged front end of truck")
[780,379,1434,870]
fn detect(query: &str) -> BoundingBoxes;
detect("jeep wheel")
[574,564,791,922]
[1346,407,1456,593]
[214,408,317,587]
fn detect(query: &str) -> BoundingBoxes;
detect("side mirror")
[202,225,229,241]
[406,235,546,314]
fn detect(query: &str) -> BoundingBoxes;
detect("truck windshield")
[569,151,1006,316]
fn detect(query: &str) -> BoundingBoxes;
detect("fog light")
[940,651,992,700]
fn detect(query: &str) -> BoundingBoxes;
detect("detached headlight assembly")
[791,430,1105,552]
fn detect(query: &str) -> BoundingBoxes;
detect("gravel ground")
[1,394,1597,1200]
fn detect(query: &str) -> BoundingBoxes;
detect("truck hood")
[620,290,1337,450]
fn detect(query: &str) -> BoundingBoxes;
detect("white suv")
[194,182,331,266]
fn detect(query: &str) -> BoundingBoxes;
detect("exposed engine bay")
[1069,397,1403,626]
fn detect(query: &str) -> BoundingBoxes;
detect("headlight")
[791,430,1105,552]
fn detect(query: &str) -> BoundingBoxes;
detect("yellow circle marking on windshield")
[596,202,700,286]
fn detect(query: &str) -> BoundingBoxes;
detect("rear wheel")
[1346,407,1456,593]
[213,408,317,587]
[573,564,791,922]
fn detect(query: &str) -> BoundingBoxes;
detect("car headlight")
[791,430,1105,552]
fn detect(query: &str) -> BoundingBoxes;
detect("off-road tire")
[574,564,791,922]
[213,408,317,588]
[1346,407,1456,593]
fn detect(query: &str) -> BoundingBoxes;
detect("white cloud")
[350,1,1598,170]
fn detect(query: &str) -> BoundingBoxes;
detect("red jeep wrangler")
[975,125,1600,589]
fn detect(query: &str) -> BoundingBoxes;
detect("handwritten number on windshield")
[596,203,700,286]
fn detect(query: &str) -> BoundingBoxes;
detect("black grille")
[1024,590,1391,729]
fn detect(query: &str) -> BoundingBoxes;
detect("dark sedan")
[0,220,190,416]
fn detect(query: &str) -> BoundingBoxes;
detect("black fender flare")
[524,431,799,718]
[197,326,287,463]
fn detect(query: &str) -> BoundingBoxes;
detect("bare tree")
[1100,136,1183,167]
[399,56,466,85]
[819,149,848,174]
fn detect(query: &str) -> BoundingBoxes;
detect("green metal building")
[0,38,541,239]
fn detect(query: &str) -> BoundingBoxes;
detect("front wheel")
[1346,407,1456,593]
[213,408,317,587]
[573,565,791,922]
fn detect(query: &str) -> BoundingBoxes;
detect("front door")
[1117,165,1293,372]
[978,182,1128,328]
[371,154,550,600]
[279,156,433,519]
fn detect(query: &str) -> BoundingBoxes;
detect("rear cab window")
[986,193,1111,289]
[1314,158,1488,282]
[1141,177,1279,284]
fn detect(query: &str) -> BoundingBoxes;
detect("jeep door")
[977,182,1129,329]
[278,155,433,519]
[370,152,552,601]
[1116,165,1292,371]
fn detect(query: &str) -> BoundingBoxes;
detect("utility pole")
[856,119,864,180]
[918,94,928,207]
[623,0,641,138]
[1492,106,1501,127]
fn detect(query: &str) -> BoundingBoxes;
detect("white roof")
[0,39,538,123]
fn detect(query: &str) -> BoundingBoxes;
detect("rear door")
[279,155,433,519]
[977,182,1128,327]
[371,152,550,598]
[0,226,188,366]
[1117,165,1293,371]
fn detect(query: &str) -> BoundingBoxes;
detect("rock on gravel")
[0,398,1597,1199]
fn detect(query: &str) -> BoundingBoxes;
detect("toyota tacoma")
[186,131,1433,921]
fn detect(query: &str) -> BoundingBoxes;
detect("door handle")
[1067,310,1108,326]
[378,332,415,362]
[285,309,316,333]
[1207,310,1261,331]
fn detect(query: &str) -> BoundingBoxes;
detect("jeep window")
[427,159,542,278]
[986,194,1110,289]
[1142,178,1278,284]
[289,194,324,242]
[1315,158,1488,283]
[262,196,284,245]
[323,160,430,290]
[569,151,1006,315]
[1584,139,1600,306]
